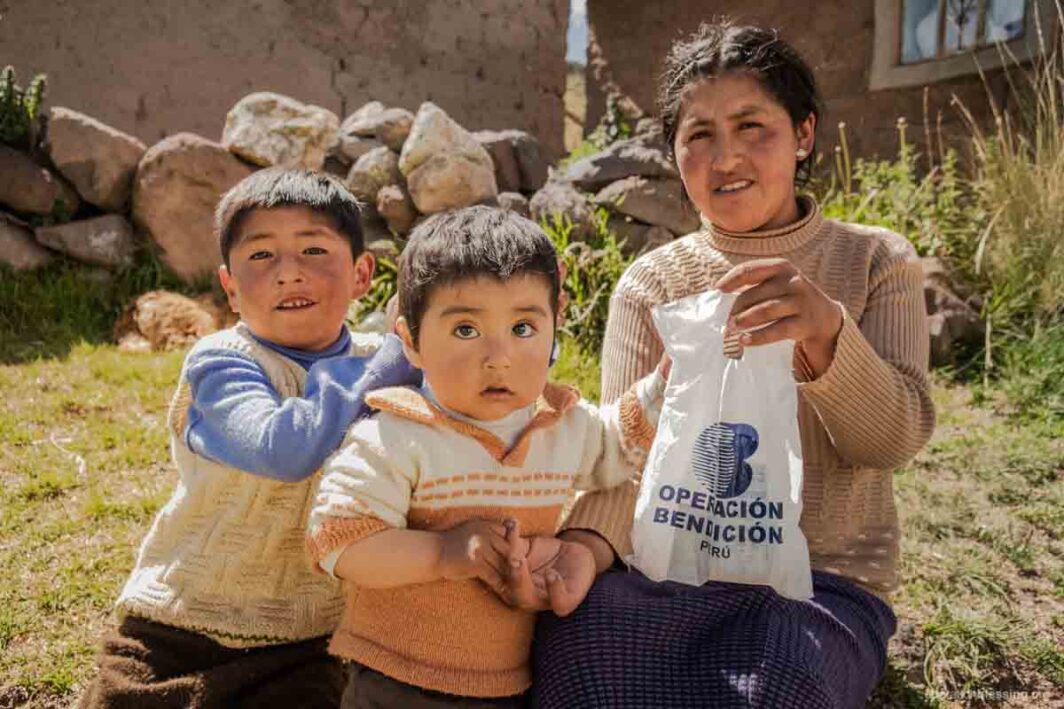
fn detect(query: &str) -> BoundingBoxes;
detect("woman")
[533,20,934,708]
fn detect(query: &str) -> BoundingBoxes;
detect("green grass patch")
[0,250,197,364]
[0,344,182,702]
[1,346,1059,707]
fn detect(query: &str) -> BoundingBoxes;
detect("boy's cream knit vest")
[116,323,377,648]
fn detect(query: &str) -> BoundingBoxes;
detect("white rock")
[399,102,496,213]
[346,146,401,204]
[337,135,384,164]
[35,214,135,268]
[222,92,339,171]
[340,101,386,135]
[347,107,414,151]
[406,153,497,214]
[399,102,494,177]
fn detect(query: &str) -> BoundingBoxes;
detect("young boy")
[81,169,419,708]
[306,206,668,707]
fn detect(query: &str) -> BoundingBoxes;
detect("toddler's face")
[219,206,373,351]
[400,274,556,422]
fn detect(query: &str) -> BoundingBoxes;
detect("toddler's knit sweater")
[306,375,663,697]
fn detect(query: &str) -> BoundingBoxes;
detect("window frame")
[870,0,1056,90]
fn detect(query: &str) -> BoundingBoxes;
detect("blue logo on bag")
[691,423,759,498]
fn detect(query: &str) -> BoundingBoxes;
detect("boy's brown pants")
[79,615,344,709]
[343,662,528,709]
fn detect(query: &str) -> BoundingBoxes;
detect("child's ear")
[395,317,423,369]
[217,264,240,314]
[350,252,376,300]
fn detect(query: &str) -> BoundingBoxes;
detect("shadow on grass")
[868,660,940,709]
[0,252,202,365]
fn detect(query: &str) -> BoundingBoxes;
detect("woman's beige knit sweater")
[562,197,935,601]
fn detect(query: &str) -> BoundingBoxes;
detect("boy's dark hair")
[214,168,364,267]
[658,20,822,184]
[398,205,560,346]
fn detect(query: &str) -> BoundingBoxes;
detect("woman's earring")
[795,148,809,160]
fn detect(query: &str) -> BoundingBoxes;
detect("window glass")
[943,0,981,54]
[903,0,943,63]
[986,0,1027,42]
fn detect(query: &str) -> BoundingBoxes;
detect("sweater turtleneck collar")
[698,195,825,256]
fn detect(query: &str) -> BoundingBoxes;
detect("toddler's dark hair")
[398,205,560,346]
[214,168,364,267]
[658,20,822,184]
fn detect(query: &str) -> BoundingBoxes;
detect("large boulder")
[133,133,254,283]
[511,132,549,193]
[399,102,497,214]
[474,130,522,194]
[35,214,135,268]
[46,107,146,212]
[473,129,548,194]
[222,92,339,171]
[343,107,414,152]
[0,145,80,216]
[336,135,384,164]
[376,183,417,235]
[594,176,699,235]
[558,137,677,191]
[0,216,53,270]
[114,290,223,353]
[347,146,402,204]
[529,180,594,240]
[340,101,386,135]
[405,154,498,215]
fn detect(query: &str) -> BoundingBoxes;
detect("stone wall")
[0,0,568,156]
[585,0,1006,160]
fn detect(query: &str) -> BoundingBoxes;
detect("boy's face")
[398,274,556,422]
[218,206,374,351]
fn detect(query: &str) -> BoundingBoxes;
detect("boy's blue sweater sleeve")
[183,334,421,482]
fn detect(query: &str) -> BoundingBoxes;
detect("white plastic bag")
[628,288,813,600]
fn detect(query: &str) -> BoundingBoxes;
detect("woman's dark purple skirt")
[532,569,895,708]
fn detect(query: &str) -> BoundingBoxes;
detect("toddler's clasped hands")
[435,519,597,617]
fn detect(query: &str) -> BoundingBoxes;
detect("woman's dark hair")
[658,20,822,184]
[398,205,560,347]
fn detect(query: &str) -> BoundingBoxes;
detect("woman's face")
[673,72,815,233]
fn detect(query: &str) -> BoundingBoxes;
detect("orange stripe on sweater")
[306,515,391,565]
[406,504,563,536]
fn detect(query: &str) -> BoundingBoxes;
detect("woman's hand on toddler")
[498,520,597,617]
[436,520,512,596]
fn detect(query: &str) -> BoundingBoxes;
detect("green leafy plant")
[541,207,633,359]
[0,66,47,150]
[349,252,399,328]
[818,119,980,270]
